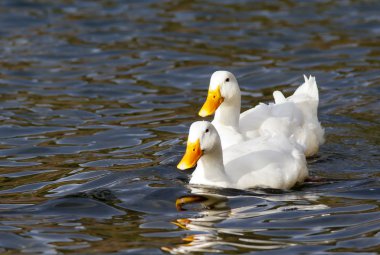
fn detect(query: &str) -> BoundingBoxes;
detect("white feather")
[188,121,308,190]
[205,71,324,157]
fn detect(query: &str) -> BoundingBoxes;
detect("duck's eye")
[225,78,230,82]
[205,129,209,133]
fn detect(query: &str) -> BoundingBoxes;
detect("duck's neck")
[196,146,229,184]
[213,94,241,128]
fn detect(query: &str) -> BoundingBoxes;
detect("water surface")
[0,0,379,254]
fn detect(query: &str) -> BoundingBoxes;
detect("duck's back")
[223,135,308,190]
[239,102,304,139]
[238,75,324,157]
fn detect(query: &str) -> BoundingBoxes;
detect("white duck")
[177,121,308,190]
[199,71,324,157]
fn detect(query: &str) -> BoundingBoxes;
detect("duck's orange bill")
[177,139,202,170]
[198,87,224,117]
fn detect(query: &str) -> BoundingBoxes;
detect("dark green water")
[0,0,379,254]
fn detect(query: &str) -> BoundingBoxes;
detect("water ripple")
[0,0,379,254]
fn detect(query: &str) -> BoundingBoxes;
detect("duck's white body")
[199,72,324,157]
[240,75,324,157]
[178,121,308,190]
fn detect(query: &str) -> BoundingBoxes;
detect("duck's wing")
[239,75,324,157]
[239,103,273,139]
[239,102,304,139]
[223,136,308,190]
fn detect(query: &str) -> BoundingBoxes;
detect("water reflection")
[165,186,332,253]
[164,178,380,253]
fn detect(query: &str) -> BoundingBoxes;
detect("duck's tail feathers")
[273,91,287,104]
[293,75,319,101]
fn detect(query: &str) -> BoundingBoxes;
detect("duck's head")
[177,121,220,170]
[199,71,240,117]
